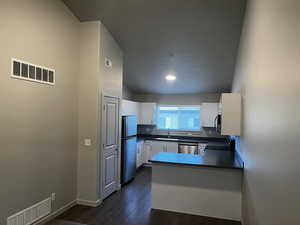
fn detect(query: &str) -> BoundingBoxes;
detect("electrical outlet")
[51,193,56,201]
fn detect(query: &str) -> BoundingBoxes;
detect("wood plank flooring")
[53,167,241,225]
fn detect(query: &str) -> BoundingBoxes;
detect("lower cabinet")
[150,141,167,157]
[166,142,179,153]
[143,141,152,164]
[136,141,144,168]
[141,140,179,163]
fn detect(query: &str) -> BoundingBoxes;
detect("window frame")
[155,104,202,131]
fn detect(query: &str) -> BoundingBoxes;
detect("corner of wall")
[77,21,102,203]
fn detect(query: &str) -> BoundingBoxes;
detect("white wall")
[77,21,123,203]
[122,85,135,100]
[0,0,79,223]
[201,103,219,127]
[232,0,300,224]
[77,21,101,203]
[0,1,122,221]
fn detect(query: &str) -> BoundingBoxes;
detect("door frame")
[98,93,122,200]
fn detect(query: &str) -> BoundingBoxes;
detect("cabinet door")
[136,147,140,168]
[141,142,147,164]
[122,100,140,122]
[201,103,219,127]
[148,141,157,159]
[136,142,142,168]
[145,141,166,162]
[139,103,156,124]
[151,141,167,155]
[166,142,178,153]
[143,141,152,163]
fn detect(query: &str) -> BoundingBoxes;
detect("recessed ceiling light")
[165,74,176,81]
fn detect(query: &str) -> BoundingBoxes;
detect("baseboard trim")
[31,198,102,225]
[77,199,102,207]
[117,183,122,190]
[33,200,77,225]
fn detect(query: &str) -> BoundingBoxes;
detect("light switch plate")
[84,139,92,146]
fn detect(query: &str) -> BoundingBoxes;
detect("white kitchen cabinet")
[220,93,241,136]
[141,143,149,165]
[166,142,178,153]
[143,140,153,163]
[142,140,164,163]
[201,103,219,127]
[148,141,166,159]
[136,141,144,168]
[138,103,157,125]
[121,99,140,119]
[143,140,179,162]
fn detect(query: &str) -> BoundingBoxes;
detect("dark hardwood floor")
[53,167,241,225]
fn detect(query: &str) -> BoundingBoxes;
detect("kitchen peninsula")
[150,150,243,221]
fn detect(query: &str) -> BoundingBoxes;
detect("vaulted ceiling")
[63,0,246,94]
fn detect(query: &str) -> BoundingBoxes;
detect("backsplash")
[137,124,157,134]
[137,125,211,137]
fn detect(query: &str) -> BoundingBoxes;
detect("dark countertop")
[138,133,226,142]
[149,150,244,170]
[139,135,208,143]
[137,134,230,150]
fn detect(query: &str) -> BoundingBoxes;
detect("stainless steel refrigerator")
[121,115,137,185]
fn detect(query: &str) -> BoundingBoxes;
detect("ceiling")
[63,0,246,94]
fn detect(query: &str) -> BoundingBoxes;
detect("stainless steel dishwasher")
[178,143,199,154]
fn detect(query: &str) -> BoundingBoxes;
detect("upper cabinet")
[201,103,219,127]
[121,100,157,125]
[138,103,157,125]
[220,93,241,136]
[121,100,139,117]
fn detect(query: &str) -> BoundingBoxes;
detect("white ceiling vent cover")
[11,58,55,85]
[7,197,51,225]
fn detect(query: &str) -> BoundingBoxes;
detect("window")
[157,105,201,130]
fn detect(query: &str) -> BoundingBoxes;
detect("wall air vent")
[11,58,55,85]
[7,197,51,225]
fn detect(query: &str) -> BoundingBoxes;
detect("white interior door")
[102,96,119,199]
